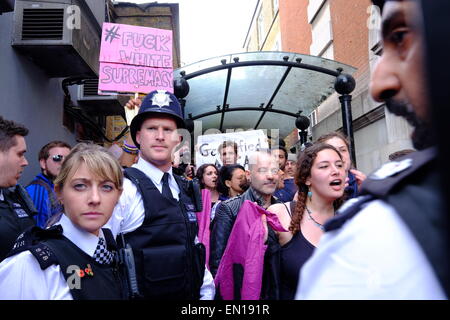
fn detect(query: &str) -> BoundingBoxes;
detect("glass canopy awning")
[174,51,356,139]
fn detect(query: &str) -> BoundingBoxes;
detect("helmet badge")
[151,90,173,108]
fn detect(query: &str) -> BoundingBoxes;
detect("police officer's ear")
[135,130,142,147]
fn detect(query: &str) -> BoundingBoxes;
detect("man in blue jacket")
[26,141,71,228]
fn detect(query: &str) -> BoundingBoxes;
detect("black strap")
[280,201,295,218]
[102,228,118,252]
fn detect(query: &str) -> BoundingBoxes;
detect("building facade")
[245,0,414,173]
[0,1,180,184]
[0,0,108,184]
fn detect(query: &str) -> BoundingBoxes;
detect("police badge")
[151,90,172,108]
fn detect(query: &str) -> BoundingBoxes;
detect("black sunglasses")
[51,155,64,162]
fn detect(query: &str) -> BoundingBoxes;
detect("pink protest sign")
[100,22,173,68]
[98,62,173,95]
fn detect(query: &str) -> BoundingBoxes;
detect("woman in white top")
[0,143,125,300]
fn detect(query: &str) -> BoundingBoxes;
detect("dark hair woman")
[195,163,219,206]
[267,143,347,299]
[316,132,366,199]
[216,164,247,201]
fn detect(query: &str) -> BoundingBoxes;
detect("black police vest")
[123,168,205,300]
[325,147,448,296]
[0,186,36,262]
[7,225,125,300]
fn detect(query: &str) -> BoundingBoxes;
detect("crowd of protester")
[0,0,447,301]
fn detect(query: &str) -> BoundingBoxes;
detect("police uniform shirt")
[0,214,109,300]
[295,199,446,300]
[106,157,215,300]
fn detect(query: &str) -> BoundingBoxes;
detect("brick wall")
[330,0,371,77]
[279,0,311,53]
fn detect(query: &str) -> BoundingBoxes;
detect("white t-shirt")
[296,199,447,300]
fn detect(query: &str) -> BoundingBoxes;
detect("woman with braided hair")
[267,143,346,299]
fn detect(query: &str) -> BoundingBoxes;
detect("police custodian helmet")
[130,90,186,149]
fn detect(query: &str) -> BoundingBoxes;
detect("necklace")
[305,206,325,231]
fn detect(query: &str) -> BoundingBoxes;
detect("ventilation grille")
[83,79,99,96]
[22,9,64,40]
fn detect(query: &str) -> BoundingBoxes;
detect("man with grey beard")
[296,0,447,299]
[210,150,281,292]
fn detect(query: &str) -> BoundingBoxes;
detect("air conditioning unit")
[12,0,100,77]
[77,78,129,116]
[0,0,15,14]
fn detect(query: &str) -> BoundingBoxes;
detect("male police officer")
[107,90,214,300]
[0,116,36,262]
[296,0,447,299]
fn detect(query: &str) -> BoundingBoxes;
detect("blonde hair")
[54,143,123,191]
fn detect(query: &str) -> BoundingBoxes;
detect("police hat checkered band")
[130,90,186,148]
[93,237,114,265]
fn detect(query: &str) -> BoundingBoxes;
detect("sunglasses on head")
[51,155,64,162]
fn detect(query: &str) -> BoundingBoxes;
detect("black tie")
[161,172,174,200]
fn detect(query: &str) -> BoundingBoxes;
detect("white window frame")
[257,6,264,48]
[273,0,279,16]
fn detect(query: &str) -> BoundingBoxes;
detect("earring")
[307,186,312,199]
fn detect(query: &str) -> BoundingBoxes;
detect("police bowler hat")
[130,90,186,148]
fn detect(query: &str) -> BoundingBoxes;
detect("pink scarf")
[196,189,212,268]
[214,200,287,300]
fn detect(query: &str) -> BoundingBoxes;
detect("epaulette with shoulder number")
[7,225,62,270]
[324,147,437,232]
[360,147,436,198]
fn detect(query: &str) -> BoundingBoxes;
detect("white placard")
[195,130,270,169]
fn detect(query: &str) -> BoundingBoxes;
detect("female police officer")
[0,143,125,300]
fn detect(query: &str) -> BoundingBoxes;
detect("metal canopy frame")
[174,51,357,162]
[180,56,343,130]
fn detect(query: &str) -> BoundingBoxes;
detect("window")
[257,7,264,49]
[309,1,333,57]
[368,5,382,56]
[308,110,318,136]
[308,0,327,23]
[272,0,279,16]
[272,33,281,51]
